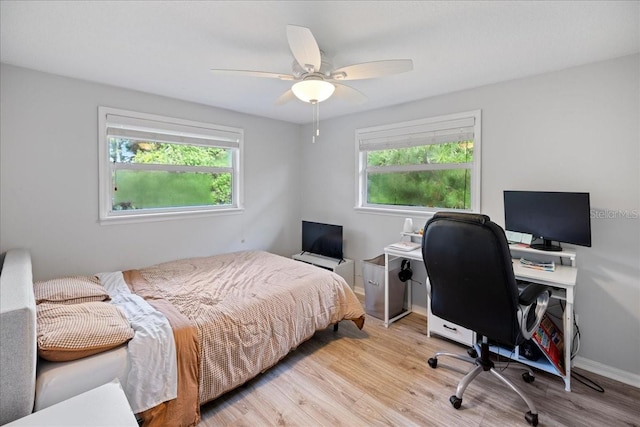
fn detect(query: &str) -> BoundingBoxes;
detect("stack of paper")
[387,241,421,252]
[519,258,555,272]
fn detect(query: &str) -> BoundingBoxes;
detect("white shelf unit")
[401,231,423,240]
[509,244,576,267]
[499,247,578,391]
[291,252,354,289]
[488,343,566,379]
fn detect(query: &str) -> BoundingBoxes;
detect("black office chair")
[422,212,551,426]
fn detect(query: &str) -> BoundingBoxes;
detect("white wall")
[0,64,302,280]
[300,54,640,382]
[2,55,638,384]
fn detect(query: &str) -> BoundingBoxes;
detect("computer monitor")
[503,191,592,251]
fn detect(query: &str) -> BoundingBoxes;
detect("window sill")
[353,206,436,218]
[99,207,244,225]
[354,206,477,218]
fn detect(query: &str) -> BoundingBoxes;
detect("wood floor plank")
[199,309,640,427]
[269,363,369,426]
[233,375,320,426]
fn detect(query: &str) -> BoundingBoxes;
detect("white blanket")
[97,272,177,413]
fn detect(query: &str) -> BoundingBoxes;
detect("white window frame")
[98,106,244,224]
[355,110,481,216]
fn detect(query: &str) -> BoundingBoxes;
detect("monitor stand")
[530,239,562,252]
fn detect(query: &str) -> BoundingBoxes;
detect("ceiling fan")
[211,25,413,141]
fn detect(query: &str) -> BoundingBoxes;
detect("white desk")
[508,246,577,391]
[383,243,577,391]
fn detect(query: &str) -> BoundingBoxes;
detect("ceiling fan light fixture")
[291,79,335,103]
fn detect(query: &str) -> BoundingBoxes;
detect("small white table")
[383,245,422,326]
[291,252,355,288]
[6,380,138,426]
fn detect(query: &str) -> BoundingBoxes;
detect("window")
[356,110,481,214]
[98,107,243,223]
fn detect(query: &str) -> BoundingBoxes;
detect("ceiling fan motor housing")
[291,52,334,78]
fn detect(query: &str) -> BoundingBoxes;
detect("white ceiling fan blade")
[210,69,294,80]
[275,89,298,105]
[333,83,368,105]
[286,25,321,72]
[331,59,413,81]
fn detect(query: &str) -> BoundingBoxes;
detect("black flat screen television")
[504,191,592,251]
[302,221,343,260]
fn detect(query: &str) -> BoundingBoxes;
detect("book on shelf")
[532,313,565,375]
[506,230,533,245]
[387,241,421,252]
[519,258,555,272]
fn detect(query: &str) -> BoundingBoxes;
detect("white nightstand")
[5,380,137,426]
[291,252,355,288]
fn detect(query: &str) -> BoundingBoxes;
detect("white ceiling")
[1,1,638,124]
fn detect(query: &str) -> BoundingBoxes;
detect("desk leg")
[564,289,574,391]
[407,279,412,317]
[384,253,390,328]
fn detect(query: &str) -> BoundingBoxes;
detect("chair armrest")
[517,284,552,341]
[518,284,551,306]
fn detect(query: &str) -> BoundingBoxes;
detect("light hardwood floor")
[200,310,639,426]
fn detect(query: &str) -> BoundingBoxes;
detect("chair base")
[427,341,540,426]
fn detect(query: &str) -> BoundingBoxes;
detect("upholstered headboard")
[0,249,37,424]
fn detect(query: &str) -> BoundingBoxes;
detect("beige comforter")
[131,250,365,410]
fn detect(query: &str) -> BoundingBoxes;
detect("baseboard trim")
[573,356,640,389]
[410,304,427,318]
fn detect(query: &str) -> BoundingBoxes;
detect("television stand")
[299,251,345,264]
[291,252,354,289]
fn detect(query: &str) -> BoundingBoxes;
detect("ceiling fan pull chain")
[312,100,319,143]
[312,101,315,143]
[316,101,320,137]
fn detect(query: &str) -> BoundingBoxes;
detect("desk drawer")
[428,312,475,346]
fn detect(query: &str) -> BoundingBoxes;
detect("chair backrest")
[422,212,522,346]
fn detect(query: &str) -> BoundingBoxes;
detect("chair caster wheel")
[525,411,538,426]
[467,347,478,358]
[449,395,462,409]
[428,357,438,368]
[522,371,535,383]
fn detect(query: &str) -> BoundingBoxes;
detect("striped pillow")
[37,301,134,361]
[34,276,110,305]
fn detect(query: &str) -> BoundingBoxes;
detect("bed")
[0,249,365,426]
